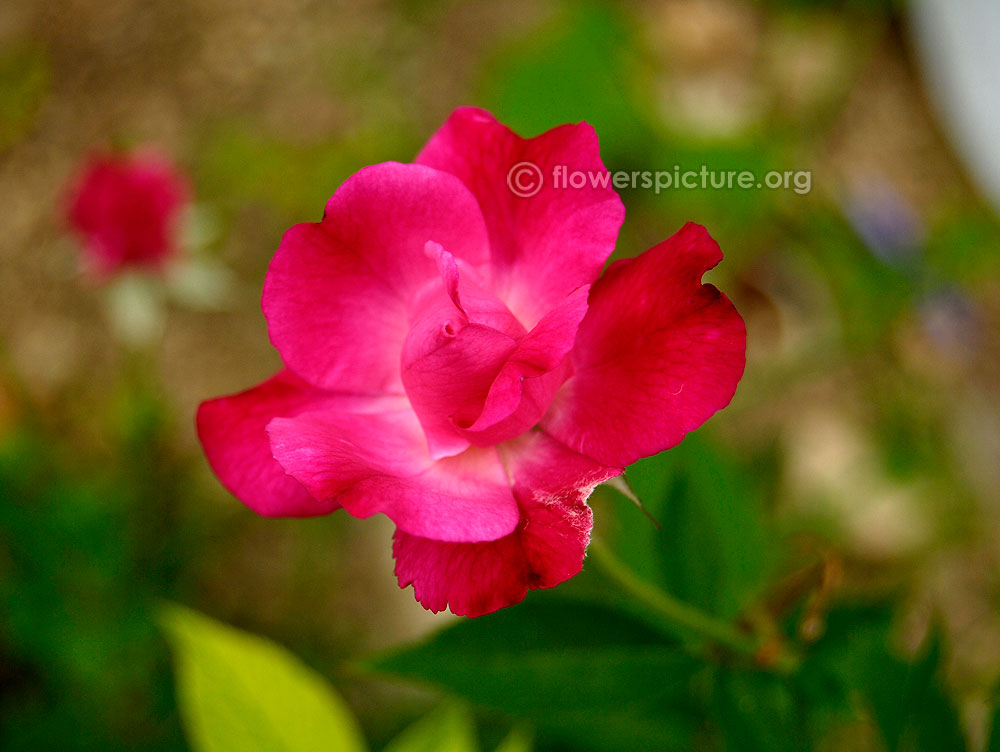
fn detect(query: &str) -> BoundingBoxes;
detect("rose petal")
[417,107,624,328]
[392,432,619,616]
[456,285,590,446]
[401,242,527,457]
[196,370,339,517]
[262,162,490,392]
[267,409,520,542]
[402,320,517,458]
[542,222,747,468]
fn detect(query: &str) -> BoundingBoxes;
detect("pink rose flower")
[66,150,189,278]
[197,108,746,617]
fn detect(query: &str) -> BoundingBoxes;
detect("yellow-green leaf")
[494,726,532,752]
[383,702,478,752]
[159,603,367,752]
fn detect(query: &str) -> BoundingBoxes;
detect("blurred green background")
[2,0,999,750]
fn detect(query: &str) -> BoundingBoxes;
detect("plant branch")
[587,538,799,673]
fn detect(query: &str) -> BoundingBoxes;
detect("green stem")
[587,539,798,672]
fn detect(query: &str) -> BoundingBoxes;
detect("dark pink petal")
[456,285,590,447]
[267,409,519,542]
[262,162,490,392]
[417,107,624,328]
[542,223,747,468]
[401,242,527,457]
[196,371,335,517]
[392,432,620,617]
[421,242,525,339]
[401,253,589,453]
[402,321,517,458]
[424,241,463,313]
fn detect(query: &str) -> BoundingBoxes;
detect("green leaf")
[847,630,964,752]
[159,604,367,752]
[890,635,966,752]
[364,600,699,752]
[713,669,804,752]
[493,726,532,752]
[617,433,773,619]
[988,700,1000,752]
[800,606,966,752]
[384,702,478,752]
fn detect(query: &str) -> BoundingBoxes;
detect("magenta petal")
[262,162,490,392]
[392,432,619,617]
[543,222,747,468]
[456,285,589,446]
[417,107,625,328]
[267,409,520,542]
[196,370,337,517]
[424,241,464,314]
[400,243,527,457]
[402,321,518,458]
[504,284,591,375]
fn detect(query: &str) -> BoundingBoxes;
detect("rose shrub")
[66,150,189,278]
[197,107,746,616]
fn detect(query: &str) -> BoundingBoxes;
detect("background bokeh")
[2,0,999,750]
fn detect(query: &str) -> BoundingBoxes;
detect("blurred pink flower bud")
[65,150,189,279]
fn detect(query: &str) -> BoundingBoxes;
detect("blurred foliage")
[196,121,416,222]
[478,2,654,158]
[0,42,50,152]
[0,380,188,751]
